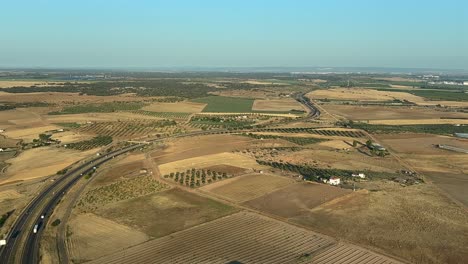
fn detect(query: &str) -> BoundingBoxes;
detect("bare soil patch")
[2,147,97,183]
[301,183,468,264]
[0,189,22,202]
[244,182,351,218]
[203,164,247,175]
[377,133,468,155]
[252,98,306,112]
[67,213,149,263]
[142,101,206,112]
[95,188,237,238]
[321,104,468,121]
[92,161,146,187]
[273,147,403,173]
[377,133,468,206]
[201,173,295,203]
[45,112,162,124]
[307,88,426,103]
[4,125,59,141]
[150,134,254,165]
[158,152,263,176]
[368,118,468,125]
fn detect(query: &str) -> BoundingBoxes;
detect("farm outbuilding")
[329,177,341,185]
[352,173,366,178]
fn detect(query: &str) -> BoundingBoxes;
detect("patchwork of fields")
[1,76,466,264]
[88,212,402,264]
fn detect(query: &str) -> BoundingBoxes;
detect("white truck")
[33,224,39,234]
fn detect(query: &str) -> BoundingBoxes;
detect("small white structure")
[329,177,341,185]
[57,128,64,132]
[0,148,4,152]
[0,239,6,246]
[352,173,366,179]
[371,143,386,151]
[0,129,4,133]
[463,81,468,86]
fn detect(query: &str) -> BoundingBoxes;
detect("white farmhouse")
[352,173,366,179]
[329,177,341,185]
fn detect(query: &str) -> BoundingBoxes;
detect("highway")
[0,143,142,263]
[295,92,321,120]
[0,129,227,263]
[0,97,320,264]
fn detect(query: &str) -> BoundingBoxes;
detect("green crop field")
[191,96,254,112]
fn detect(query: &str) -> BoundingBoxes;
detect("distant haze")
[1,0,467,69]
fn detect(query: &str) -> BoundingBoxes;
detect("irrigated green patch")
[192,96,254,112]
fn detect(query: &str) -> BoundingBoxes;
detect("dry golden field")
[67,213,149,263]
[319,105,468,121]
[0,189,22,202]
[252,98,306,112]
[210,89,282,99]
[45,112,163,124]
[307,88,426,103]
[201,173,295,203]
[271,147,403,173]
[244,182,352,218]
[302,182,468,264]
[150,134,255,165]
[158,152,264,176]
[94,188,238,238]
[1,147,97,184]
[142,101,206,112]
[91,160,146,187]
[377,133,468,206]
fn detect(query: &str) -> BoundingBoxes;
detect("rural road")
[0,97,320,264]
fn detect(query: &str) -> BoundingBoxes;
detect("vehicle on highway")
[0,239,6,246]
[40,214,45,219]
[33,224,38,234]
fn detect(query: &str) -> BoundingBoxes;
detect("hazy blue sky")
[1,0,467,69]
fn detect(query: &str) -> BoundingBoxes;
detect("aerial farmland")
[0,71,466,264]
